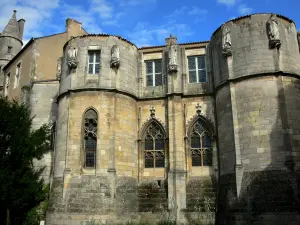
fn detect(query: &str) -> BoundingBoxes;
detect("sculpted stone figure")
[168,44,178,73]
[297,32,300,53]
[267,14,281,48]
[222,25,232,56]
[56,57,62,80]
[110,45,120,69]
[67,46,78,69]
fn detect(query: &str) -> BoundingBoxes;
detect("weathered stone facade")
[1,12,300,225]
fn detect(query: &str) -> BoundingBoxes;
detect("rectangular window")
[88,51,100,74]
[14,63,21,89]
[4,73,10,96]
[188,55,206,83]
[145,60,162,86]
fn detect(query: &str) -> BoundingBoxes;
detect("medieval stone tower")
[1,12,300,225]
[0,10,25,92]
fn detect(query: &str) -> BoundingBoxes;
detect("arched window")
[190,119,212,166]
[83,109,98,167]
[144,122,165,168]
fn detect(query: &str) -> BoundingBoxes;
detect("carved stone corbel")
[67,46,78,69]
[110,45,120,69]
[56,57,62,80]
[168,44,178,73]
[222,25,232,57]
[297,32,300,53]
[267,14,281,49]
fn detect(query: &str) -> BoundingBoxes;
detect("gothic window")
[144,122,165,168]
[145,60,162,87]
[88,50,100,74]
[188,55,206,83]
[190,119,212,166]
[83,109,98,167]
[7,46,12,54]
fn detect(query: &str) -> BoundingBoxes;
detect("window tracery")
[144,122,165,168]
[190,119,212,166]
[84,109,97,167]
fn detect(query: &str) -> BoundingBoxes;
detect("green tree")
[0,96,51,225]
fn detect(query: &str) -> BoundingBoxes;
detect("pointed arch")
[82,107,98,168]
[140,118,167,169]
[187,115,214,167]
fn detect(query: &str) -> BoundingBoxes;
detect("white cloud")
[217,0,237,6]
[188,7,208,16]
[90,0,113,19]
[119,0,156,7]
[0,0,60,39]
[128,22,194,47]
[238,4,253,15]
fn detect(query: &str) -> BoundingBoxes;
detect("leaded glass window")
[145,60,162,86]
[88,51,101,74]
[188,55,206,83]
[84,109,98,167]
[144,122,165,168]
[190,119,212,166]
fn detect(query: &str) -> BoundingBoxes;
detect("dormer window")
[88,50,100,74]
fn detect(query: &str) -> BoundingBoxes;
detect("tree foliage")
[0,96,51,225]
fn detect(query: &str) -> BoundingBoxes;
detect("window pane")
[188,57,196,70]
[191,136,200,148]
[95,53,100,63]
[197,56,205,69]
[155,60,162,73]
[192,154,201,166]
[85,151,95,167]
[145,154,154,168]
[198,69,207,82]
[155,152,164,168]
[146,61,153,74]
[89,53,94,63]
[95,64,100,74]
[85,137,97,150]
[145,139,153,150]
[202,133,212,148]
[146,75,153,86]
[203,150,212,166]
[189,71,197,83]
[155,73,162,86]
[155,139,164,150]
[88,64,94,74]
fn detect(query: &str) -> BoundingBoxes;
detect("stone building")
[1,11,300,225]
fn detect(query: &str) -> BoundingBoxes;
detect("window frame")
[88,50,101,75]
[83,109,98,168]
[187,55,207,83]
[143,121,165,169]
[189,119,213,167]
[4,72,10,96]
[14,62,21,89]
[145,59,163,87]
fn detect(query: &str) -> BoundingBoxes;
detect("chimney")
[66,18,82,40]
[18,19,25,40]
[165,34,177,46]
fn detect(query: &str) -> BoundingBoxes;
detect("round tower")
[210,14,300,224]
[0,10,25,69]
[48,35,140,222]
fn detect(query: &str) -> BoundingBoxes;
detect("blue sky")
[0,0,299,47]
